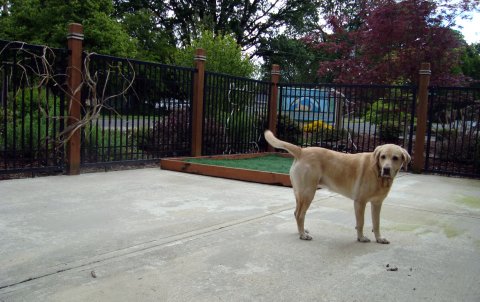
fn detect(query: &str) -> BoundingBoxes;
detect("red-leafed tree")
[305,0,479,86]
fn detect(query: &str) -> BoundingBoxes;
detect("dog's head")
[373,144,411,179]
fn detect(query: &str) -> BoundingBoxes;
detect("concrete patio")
[0,168,479,301]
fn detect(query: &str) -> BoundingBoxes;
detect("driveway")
[0,169,479,301]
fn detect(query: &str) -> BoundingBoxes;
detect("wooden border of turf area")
[160,153,292,187]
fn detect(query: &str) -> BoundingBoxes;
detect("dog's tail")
[264,130,302,159]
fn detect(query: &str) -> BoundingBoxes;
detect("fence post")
[412,62,431,173]
[267,64,280,152]
[192,48,206,157]
[66,23,84,175]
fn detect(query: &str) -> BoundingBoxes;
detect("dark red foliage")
[307,0,478,86]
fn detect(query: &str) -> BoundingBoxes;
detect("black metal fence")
[426,87,480,177]
[277,83,417,154]
[1,39,479,178]
[0,40,68,176]
[202,71,271,155]
[81,53,195,167]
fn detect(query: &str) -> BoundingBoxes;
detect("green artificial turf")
[184,154,293,174]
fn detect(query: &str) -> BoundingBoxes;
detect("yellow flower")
[303,120,333,133]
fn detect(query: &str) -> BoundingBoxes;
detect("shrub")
[0,88,64,157]
[83,124,133,162]
[0,109,61,158]
[137,108,226,156]
[365,100,389,125]
[433,127,459,141]
[436,130,480,166]
[223,111,264,153]
[277,115,302,145]
[320,127,349,142]
[202,113,227,155]
[137,109,191,157]
[364,99,411,142]
[230,112,255,136]
[378,121,403,143]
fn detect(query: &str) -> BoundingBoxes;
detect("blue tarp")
[279,87,336,123]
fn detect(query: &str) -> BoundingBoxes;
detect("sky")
[454,11,480,44]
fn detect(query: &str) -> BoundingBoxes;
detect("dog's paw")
[376,238,390,244]
[300,233,313,240]
[357,236,371,243]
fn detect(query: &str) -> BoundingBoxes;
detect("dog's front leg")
[355,200,370,242]
[371,202,389,244]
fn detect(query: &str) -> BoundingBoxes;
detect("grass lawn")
[184,154,293,174]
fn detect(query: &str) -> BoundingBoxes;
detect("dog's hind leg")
[294,187,316,240]
[294,197,310,235]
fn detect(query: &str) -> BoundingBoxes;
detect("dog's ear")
[401,148,411,171]
[373,145,383,162]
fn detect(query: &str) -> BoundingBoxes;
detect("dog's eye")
[392,156,399,161]
[380,155,386,159]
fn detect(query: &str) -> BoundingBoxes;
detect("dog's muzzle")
[381,167,392,178]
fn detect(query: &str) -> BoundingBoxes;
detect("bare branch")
[0,43,136,150]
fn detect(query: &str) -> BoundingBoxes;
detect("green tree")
[461,43,480,86]
[118,8,175,62]
[258,35,324,83]
[113,0,320,56]
[174,30,255,77]
[0,0,137,57]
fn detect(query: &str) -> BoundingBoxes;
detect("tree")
[120,8,175,62]
[257,35,322,82]
[174,30,255,77]
[461,43,480,86]
[304,0,479,85]
[113,0,320,56]
[1,0,9,16]
[0,0,137,57]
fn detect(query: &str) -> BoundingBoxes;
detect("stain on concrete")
[455,195,480,209]
[441,224,463,238]
[474,239,480,250]
[390,223,422,232]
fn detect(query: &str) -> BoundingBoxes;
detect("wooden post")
[192,48,206,157]
[267,64,280,152]
[66,23,83,175]
[412,62,431,173]
[334,92,344,131]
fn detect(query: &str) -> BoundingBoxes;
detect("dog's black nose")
[383,167,391,176]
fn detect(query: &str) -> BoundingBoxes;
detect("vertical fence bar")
[202,73,209,154]
[66,23,84,175]
[408,86,417,155]
[1,58,6,169]
[425,88,436,173]
[412,62,431,173]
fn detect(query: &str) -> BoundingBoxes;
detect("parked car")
[155,99,191,110]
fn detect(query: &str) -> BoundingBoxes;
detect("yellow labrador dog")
[264,130,410,244]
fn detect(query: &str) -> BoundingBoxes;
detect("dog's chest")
[352,177,392,201]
